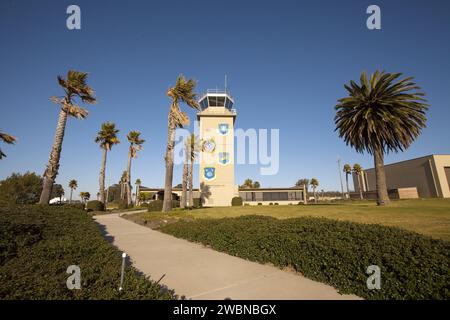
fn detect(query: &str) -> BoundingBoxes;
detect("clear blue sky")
[1,0,450,199]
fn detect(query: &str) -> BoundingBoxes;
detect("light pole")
[337,156,345,199]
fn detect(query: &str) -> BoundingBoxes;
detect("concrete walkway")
[94,213,360,300]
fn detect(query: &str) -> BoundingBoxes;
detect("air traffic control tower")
[197,89,238,206]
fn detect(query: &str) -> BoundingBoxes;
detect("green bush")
[269,202,273,205]
[257,203,262,205]
[117,200,129,210]
[160,215,450,300]
[148,200,163,212]
[193,198,202,208]
[231,197,243,206]
[274,203,279,205]
[0,204,175,299]
[64,203,85,210]
[172,200,180,208]
[86,200,105,212]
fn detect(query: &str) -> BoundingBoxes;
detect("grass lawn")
[125,198,450,241]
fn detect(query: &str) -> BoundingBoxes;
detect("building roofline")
[362,154,450,171]
[238,187,304,191]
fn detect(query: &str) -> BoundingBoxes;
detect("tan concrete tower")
[197,89,237,206]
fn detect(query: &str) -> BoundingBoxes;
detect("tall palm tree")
[39,70,96,204]
[0,130,16,159]
[310,178,319,203]
[353,164,364,200]
[343,163,352,198]
[119,170,127,200]
[187,134,200,208]
[125,131,145,206]
[162,75,200,212]
[335,71,428,206]
[79,191,90,203]
[135,179,142,206]
[68,179,78,203]
[95,122,120,204]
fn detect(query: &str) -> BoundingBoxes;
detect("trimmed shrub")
[148,200,163,212]
[172,200,180,208]
[269,202,273,205]
[193,198,202,208]
[274,203,279,205]
[86,200,105,212]
[160,215,450,300]
[118,200,129,210]
[231,197,243,206]
[257,203,263,206]
[64,203,85,210]
[0,205,175,299]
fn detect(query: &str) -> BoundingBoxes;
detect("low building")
[239,187,305,205]
[353,154,450,198]
[139,186,305,206]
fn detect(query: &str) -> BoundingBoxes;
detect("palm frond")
[335,70,428,154]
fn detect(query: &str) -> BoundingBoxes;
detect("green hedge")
[231,197,243,206]
[0,204,175,299]
[64,203,85,210]
[86,200,105,212]
[193,198,202,208]
[160,215,450,300]
[148,200,163,212]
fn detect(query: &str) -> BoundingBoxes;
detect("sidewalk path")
[94,213,360,300]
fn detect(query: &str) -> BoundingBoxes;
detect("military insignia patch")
[204,167,216,180]
[218,123,229,135]
[218,152,230,165]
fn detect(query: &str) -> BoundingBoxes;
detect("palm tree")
[119,170,127,200]
[353,164,364,200]
[295,178,309,194]
[39,70,96,204]
[95,122,120,204]
[68,179,78,203]
[0,130,16,159]
[241,179,254,189]
[343,164,352,198]
[135,179,142,206]
[125,131,145,206]
[185,133,200,208]
[253,181,261,189]
[335,71,428,206]
[79,191,90,203]
[310,178,319,203]
[162,75,200,212]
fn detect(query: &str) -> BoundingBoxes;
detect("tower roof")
[198,89,235,111]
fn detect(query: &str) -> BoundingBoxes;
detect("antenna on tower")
[224,74,228,93]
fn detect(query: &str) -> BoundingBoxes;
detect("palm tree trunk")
[162,120,176,212]
[99,148,108,204]
[181,146,189,209]
[126,150,133,206]
[136,184,140,206]
[374,148,390,206]
[358,174,364,200]
[70,188,73,203]
[345,174,350,199]
[39,109,68,204]
[189,154,194,208]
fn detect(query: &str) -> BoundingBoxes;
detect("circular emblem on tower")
[204,167,216,180]
[202,139,216,153]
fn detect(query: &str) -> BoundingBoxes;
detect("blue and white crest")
[218,123,229,135]
[204,167,216,180]
[218,152,230,165]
